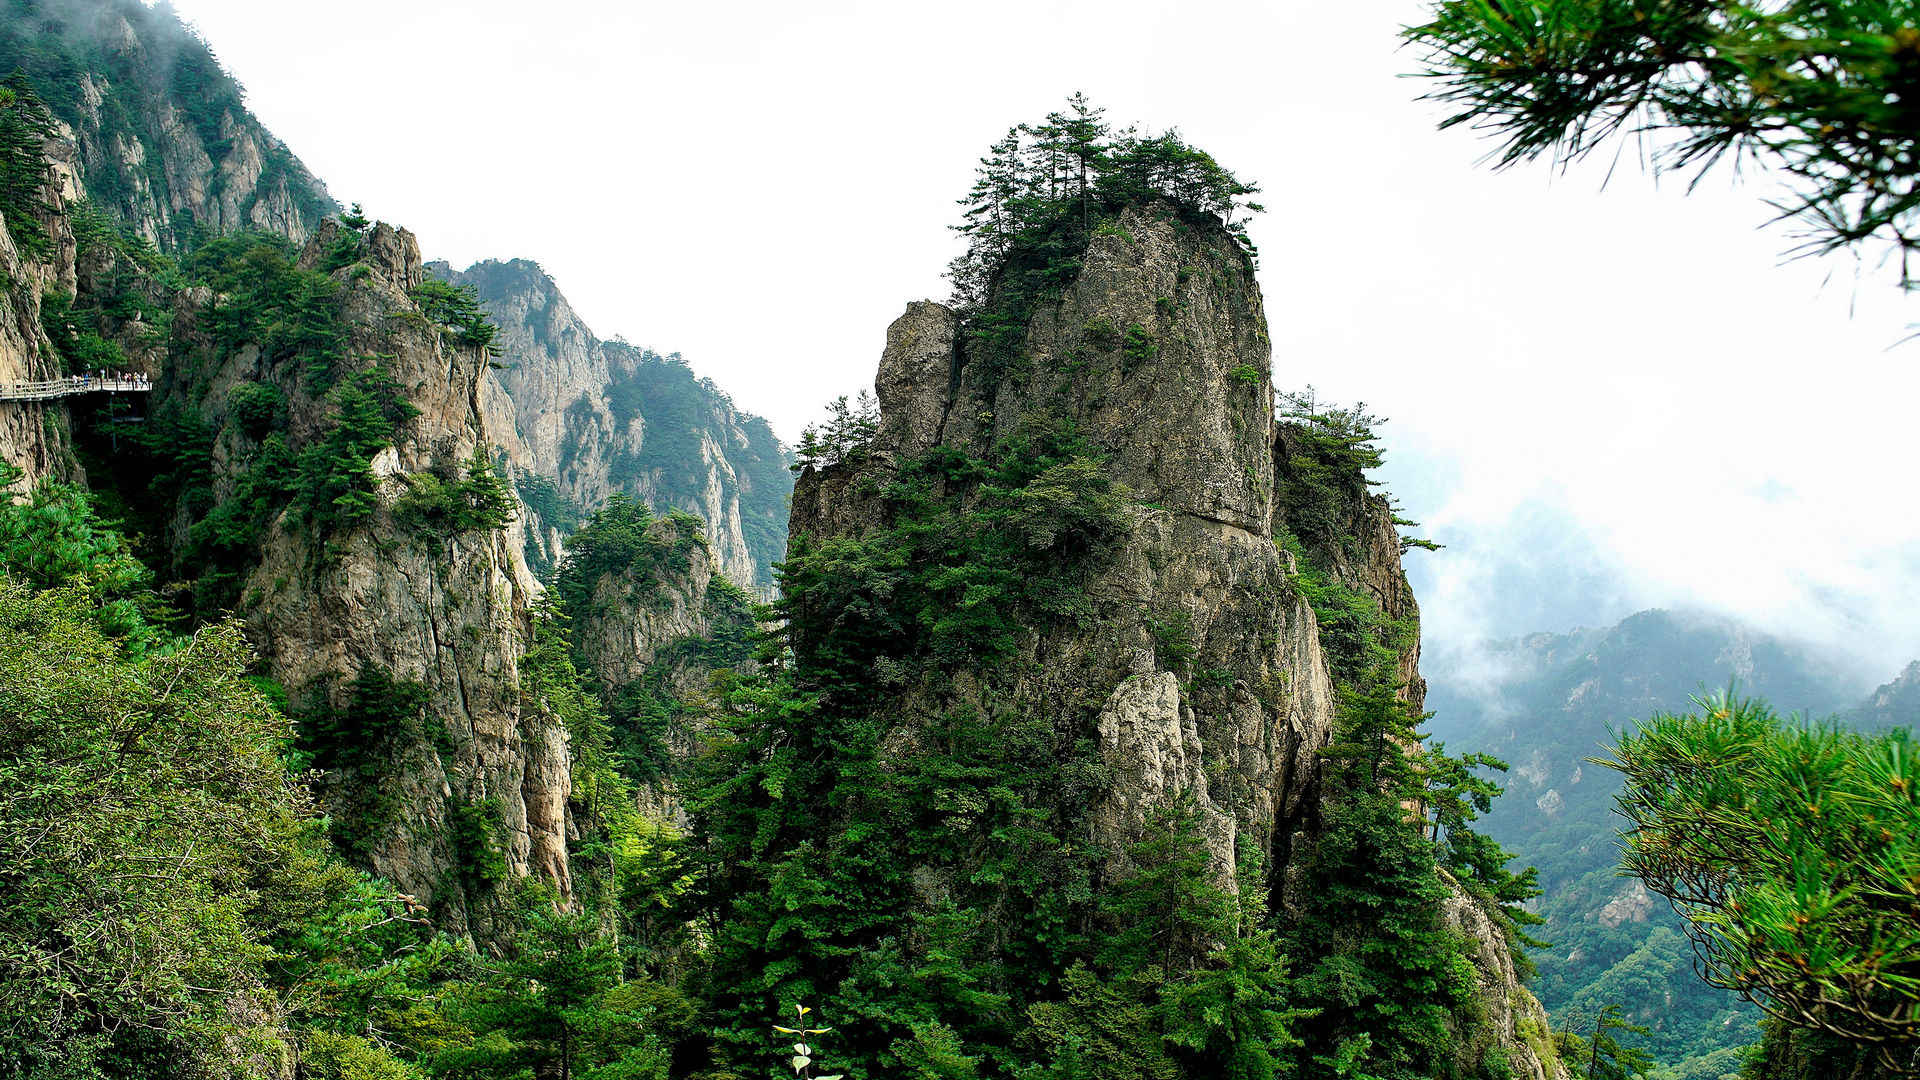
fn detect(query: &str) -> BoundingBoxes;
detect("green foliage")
[69,198,161,268]
[1283,674,1539,1079]
[1735,1014,1872,1080]
[393,449,518,539]
[1148,607,1198,671]
[690,424,1332,1078]
[182,230,353,387]
[448,797,508,888]
[1418,612,1878,1066]
[792,390,880,473]
[774,1004,846,1080]
[1276,387,1388,559]
[1284,768,1485,1080]
[294,365,421,535]
[1600,691,1920,1069]
[429,897,681,1080]
[299,665,431,863]
[512,471,586,579]
[0,72,53,261]
[1407,0,1920,282]
[0,581,311,1074]
[300,1031,422,1080]
[1284,541,1415,690]
[1565,1004,1656,1080]
[1121,322,1159,372]
[0,464,167,651]
[181,432,296,616]
[554,495,704,624]
[410,279,502,355]
[39,289,129,374]
[518,331,791,585]
[780,422,1128,685]
[227,380,286,439]
[519,601,703,978]
[1075,804,1307,1080]
[948,94,1263,309]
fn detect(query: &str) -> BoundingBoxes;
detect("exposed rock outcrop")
[791,202,1564,1079]
[159,221,566,939]
[429,258,791,586]
[0,142,81,487]
[1443,871,1569,1080]
[570,517,735,693]
[562,510,757,823]
[793,205,1337,893]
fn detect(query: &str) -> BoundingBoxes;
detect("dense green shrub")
[226,380,286,439]
[38,290,128,374]
[0,464,167,650]
[182,231,351,387]
[448,796,508,887]
[1275,388,1388,560]
[1283,681,1531,1080]
[1603,695,1920,1073]
[410,278,501,354]
[0,581,345,1075]
[393,449,517,540]
[298,665,430,863]
[553,496,702,621]
[293,366,420,535]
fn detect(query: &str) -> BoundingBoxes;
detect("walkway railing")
[0,375,153,402]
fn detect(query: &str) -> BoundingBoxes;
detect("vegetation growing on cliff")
[0,482,703,1080]
[0,73,54,261]
[0,74,1559,1080]
[0,0,334,246]
[947,94,1263,310]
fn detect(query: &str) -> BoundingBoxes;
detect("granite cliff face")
[569,517,741,693]
[121,221,569,940]
[562,509,756,821]
[0,124,82,487]
[790,203,1564,1079]
[431,258,791,586]
[0,0,336,248]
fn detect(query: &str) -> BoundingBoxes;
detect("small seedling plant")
[773,1004,842,1080]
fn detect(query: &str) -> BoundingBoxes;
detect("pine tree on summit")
[944,94,1264,308]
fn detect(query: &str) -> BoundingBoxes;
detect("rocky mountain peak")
[784,193,1566,1079]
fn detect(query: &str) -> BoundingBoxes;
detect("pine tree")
[942,97,1264,309]
[0,73,55,262]
[1407,1,1920,284]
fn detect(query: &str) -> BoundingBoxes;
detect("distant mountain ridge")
[433,257,792,586]
[1425,608,1907,1071]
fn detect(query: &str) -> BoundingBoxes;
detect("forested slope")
[1425,611,1906,1073]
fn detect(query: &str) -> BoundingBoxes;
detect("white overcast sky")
[160,0,1920,681]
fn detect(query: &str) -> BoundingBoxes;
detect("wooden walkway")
[0,375,152,402]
